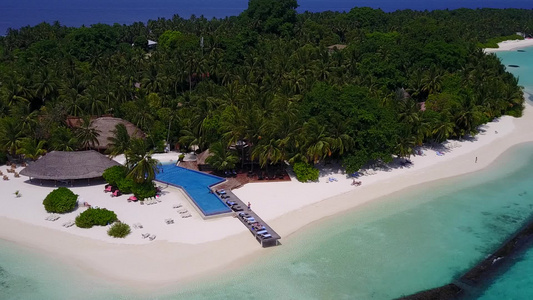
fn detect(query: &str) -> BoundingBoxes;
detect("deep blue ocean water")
[1,0,532,35]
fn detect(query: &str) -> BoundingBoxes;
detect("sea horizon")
[1,0,532,35]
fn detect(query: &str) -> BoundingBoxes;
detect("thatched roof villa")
[20,151,119,181]
[67,116,145,151]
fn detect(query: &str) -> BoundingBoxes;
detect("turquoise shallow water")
[2,46,533,299]
[494,45,533,94]
[164,143,533,300]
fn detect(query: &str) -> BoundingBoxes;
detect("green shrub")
[75,208,118,228]
[102,165,128,186]
[107,222,131,238]
[117,177,135,194]
[132,181,157,200]
[43,187,78,213]
[292,162,319,182]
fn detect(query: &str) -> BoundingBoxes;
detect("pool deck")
[219,190,281,248]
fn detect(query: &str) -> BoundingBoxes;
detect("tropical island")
[1,0,533,294]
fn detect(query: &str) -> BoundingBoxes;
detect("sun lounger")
[256,229,268,235]
[141,233,150,239]
[261,234,272,239]
[173,204,183,208]
[165,218,174,224]
[46,214,60,221]
[178,210,189,214]
[111,189,122,197]
[62,221,75,228]
[181,213,192,218]
[149,235,156,241]
[226,200,237,206]
[232,206,244,212]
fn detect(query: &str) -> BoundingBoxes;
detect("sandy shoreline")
[2,39,533,292]
[484,38,533,52]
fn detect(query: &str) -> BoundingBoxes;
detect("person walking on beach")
[247,202,251,210]
[475,156,478,163]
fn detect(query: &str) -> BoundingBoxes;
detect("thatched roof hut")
[90,117,144,150]
[327,44,347,53]
[196,149,211,166]
[20,151,120,180]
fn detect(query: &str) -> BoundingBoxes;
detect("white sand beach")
[2,77,533,290]
[484,38,533,52]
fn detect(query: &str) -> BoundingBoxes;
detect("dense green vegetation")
[102,162,158,199]
[42,187,78,213]
[75,208,118,228]
[107,222,131,238]
[0,2,530,174]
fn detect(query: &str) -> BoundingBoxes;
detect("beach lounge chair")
[256,229,268,235]
[261,234,272,239]
[3,175,8,180]
[181,213,192,218]
[62,221,75,228]
[111,189,122,197]
[142,233,150,239]
[232,206,244,212]
[127,196,138,202]
[149,235,156,241]
[178,209,189,214]
[165,218,174,224]
[104,185,113,193]
[226,200,237,206]
[46,214,60,221]
[173,204,183,208]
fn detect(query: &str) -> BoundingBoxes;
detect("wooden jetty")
[217,189,281,247]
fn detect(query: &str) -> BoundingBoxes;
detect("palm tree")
[32,68,58,106]
[16,138,47,160]
[205,142,239,171]
[125,138,161,183]
[107,123,131,157]
[127,152,160,183]
[0,117,24,157]
[251,138,284,170]
[299,118,334,164]
[75,116,100,150]
[48,127,78,151]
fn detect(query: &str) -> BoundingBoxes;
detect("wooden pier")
[218,190,281,247]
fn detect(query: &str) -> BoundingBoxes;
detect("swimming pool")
[156,165,231,216]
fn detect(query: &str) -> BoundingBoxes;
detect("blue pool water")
[156,165,231,216]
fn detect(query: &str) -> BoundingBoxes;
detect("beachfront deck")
[220,190,281,248]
